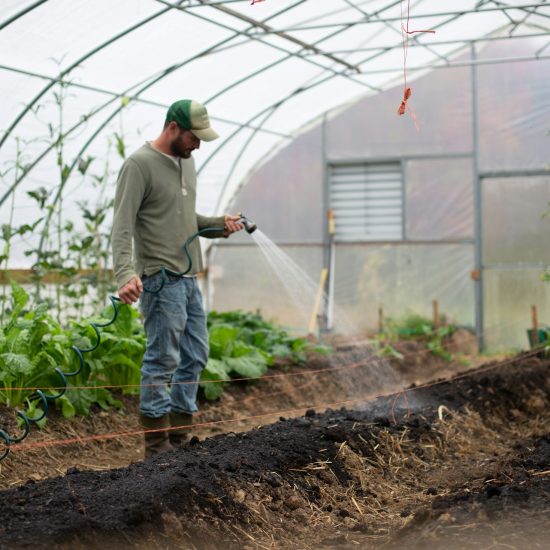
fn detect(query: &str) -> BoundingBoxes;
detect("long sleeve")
[196,213,226,239]
[111,159,148,288]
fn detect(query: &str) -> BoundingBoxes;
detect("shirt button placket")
[179,159,188,197]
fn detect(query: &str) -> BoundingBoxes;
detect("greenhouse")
[0,1,549,548]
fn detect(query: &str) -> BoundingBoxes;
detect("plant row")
[0,282,329,423]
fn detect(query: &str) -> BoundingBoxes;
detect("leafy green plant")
[0,281,74,411]
[207,310,316,363]
[425,325,456,361]
[201,323,269,400]
[371,340,404,360]
[64,303,145,415]
[0,283,141,420]
[201,310,331,400]
[0,285,331,419]
[378,312,457,361]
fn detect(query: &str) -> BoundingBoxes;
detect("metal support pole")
[322,114,330,270]
[326,211,336,331]
[471,44,484,352]
[321,114,331,334]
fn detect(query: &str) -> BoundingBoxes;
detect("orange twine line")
[2,325,497,394]
[0,360,372,392]
[390,388,411,424]
[6,348,542,455]
[0,331,477,393]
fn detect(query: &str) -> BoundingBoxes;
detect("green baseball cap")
[165,99,219,141]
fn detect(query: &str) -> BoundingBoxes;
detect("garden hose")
[142,227,224,294]
[0,215,257,461]
[144,216,256,294]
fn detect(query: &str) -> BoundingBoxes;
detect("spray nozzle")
[237,214,257,234]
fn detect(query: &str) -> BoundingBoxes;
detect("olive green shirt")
[112,142,225,288]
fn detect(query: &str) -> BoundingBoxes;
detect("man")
[112,99,243,458]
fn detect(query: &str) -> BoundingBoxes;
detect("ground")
[0,335,548,549]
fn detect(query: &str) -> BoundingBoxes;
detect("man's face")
[169,126,201,158]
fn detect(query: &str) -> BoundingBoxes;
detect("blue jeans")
[139,273,209,418]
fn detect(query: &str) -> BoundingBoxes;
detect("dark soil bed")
[0,350,548,549]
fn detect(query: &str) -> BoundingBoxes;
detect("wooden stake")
[531,304,539,346]
[308,268,328,335]
[432,300,439,330]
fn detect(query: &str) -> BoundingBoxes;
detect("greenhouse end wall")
[211,41,550,350]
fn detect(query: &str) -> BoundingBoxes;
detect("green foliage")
[0,282,74,414]
[0,283,141,421]
[371,341,404,360]
[0,286,331,421]
[114,132,126,159]
[201,310,330,400]
[23,397,47,429]
[77,156,94,175]
[64,303,144,415]
[200,358,227,400]
[377,312,457,361]
[207,310,313,361]
[27,187,50,209]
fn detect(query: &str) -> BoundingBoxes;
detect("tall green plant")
[0,138,44,325]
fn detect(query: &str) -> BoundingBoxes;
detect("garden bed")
[0,337,465,490]
[0,350,548,549]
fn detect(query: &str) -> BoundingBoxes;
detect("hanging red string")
[251,0,266,5]
[398,0,436,130]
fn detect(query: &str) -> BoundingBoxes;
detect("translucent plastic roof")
[0,0,549,265]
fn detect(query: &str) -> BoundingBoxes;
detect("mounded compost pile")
[0,352,549,549]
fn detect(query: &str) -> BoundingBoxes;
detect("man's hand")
[118,276,143,304]
[224,214,244,237]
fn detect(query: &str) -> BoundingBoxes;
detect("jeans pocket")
[142,271,180,293]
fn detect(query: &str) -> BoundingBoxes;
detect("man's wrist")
[117,272,138,290]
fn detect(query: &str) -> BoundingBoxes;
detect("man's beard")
[169,139,192,158]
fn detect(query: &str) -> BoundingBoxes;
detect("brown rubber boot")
[140,414,174,459]
[169,412,193,448]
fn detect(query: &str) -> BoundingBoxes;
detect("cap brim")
[191,127,219,142]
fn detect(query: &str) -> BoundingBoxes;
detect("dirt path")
[0,351,548,549]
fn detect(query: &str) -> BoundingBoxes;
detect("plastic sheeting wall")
[332,244,474,329]
[482,176,550,350]
[211,39,550,349]
[227,127,325,244]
